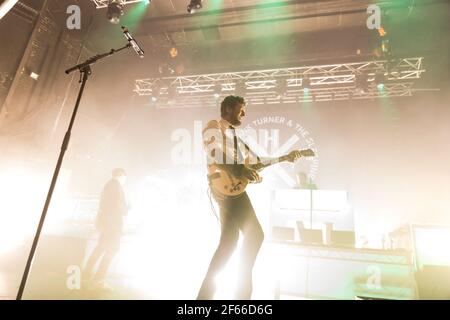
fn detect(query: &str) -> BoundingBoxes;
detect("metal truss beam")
[134,57,426,108]
[91,0,145,9]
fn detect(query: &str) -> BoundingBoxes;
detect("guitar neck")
[251,154,292,170]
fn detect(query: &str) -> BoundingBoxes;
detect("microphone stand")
[16,43,132,300]
[309,178,313,229]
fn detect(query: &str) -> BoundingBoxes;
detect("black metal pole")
[16,67,91,300]
[309,184,313,229]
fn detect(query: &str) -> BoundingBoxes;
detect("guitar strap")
[229,126,245,164]
[236,134,261,163]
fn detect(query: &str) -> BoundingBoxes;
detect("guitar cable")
[207,187,220,224]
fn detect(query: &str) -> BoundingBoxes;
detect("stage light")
[29,72,39,81]
[107,0,124,24]
[23,67,39,81]
[187,0,202,14]
[169,47,178,58]
[378,26,387,37]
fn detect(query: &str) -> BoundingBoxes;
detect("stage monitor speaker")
[272,226,295,241]
[331,230,355,247]
[296,221,322,245]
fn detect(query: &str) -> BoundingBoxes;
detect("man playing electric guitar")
[197,95,314,300]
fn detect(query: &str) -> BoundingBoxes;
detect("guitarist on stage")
[197,95,305,300]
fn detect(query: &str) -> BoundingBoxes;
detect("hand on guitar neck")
[252,148,315,168]
[242,148,315,183]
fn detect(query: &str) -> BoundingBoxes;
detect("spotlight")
[107,1,124,24]
[169,47,178,58]
[24,67,39,81]
[377,26,387,37]
[187,0,202,14]
[29,72,39,81]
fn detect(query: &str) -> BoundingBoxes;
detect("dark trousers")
[84,228,121,282]
[197,192,264,300]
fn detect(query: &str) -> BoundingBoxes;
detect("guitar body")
[208,164,250,198]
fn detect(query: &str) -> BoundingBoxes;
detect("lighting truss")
[91,0,145,9]
[134,57,426,108]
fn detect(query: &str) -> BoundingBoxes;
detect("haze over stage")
[0,0,449,300]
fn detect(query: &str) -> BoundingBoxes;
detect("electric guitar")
[208,148,315,198]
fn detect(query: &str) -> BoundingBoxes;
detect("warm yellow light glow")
[413,226,450,268]
[0,166,70,254]
[0,168,43,254]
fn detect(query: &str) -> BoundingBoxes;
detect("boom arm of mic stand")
[65,43,132,75]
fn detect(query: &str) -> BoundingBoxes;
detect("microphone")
[121,26,145,58]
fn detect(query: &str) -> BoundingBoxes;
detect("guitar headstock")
[287,149,315,162]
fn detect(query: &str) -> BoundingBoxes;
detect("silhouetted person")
[83,168,128,290]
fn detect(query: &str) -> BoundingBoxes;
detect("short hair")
[112,168,126,178]
[220,95,245,117]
